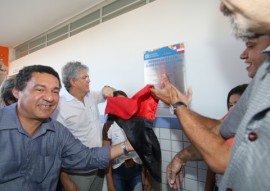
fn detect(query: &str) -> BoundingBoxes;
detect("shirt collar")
[262,46,270,54]
[60,88,76,101]
[0,103,55,134]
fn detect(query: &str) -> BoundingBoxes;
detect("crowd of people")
[1,0,270,191]
[150,0,270,190]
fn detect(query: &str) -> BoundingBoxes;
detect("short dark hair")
[113,90,127,97]
[15,65,61,91]
[0,78,17,106]
[227,84,248,110]
[106,90,128,121]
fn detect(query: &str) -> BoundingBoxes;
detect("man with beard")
[151,1,270,190]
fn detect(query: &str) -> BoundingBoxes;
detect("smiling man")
[53,61,116,191]
[151,1,270,190]
[240,35,270,78]
[0,65,132,191]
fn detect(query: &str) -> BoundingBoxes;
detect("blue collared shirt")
[0,104,110,191]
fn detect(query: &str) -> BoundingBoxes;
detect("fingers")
[167,163,176,188]
[161,74,170,84]
[125,140,134,151]
[186,86,193,107]
[167,159,186,189]
[173,174,181,189]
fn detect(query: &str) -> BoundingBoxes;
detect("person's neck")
[69,88,86,102]
[17,110,43,137]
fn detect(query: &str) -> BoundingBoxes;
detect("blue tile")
[153,118,159,127]
[156,117,171,128]
[170,118,182,129]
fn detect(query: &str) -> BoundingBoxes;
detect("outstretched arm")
[151,75,231,173]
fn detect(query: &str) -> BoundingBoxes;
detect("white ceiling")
[0,0,106,48]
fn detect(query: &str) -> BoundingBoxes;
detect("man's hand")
[102,86,116,97]
[166,156,186,189]
[124,139,134,152]
[150,74,192,106]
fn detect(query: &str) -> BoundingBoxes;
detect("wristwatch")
[170,101,187,114]
[121,142,128,155]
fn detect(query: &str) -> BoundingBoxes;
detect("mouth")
[40,104,53,110]
[246,62,252,70]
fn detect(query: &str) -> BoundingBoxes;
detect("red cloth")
[105,85,158,120]
[226,138,234,147]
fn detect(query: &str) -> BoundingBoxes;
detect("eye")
[246,43,255,48]
[53,90,60,94]
[82,75,89,80]
[36,88,44,92]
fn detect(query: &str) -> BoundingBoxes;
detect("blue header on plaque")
[144,47,178,60]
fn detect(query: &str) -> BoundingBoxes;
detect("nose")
[44,91,54,102]
[240,49,248,60]
[220,2,225,13]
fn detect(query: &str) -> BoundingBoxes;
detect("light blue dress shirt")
[0,103,110,191]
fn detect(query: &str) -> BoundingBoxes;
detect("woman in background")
[205,84,248,191]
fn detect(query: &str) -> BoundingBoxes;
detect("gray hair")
[62,61,89,92]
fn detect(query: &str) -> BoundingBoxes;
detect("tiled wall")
[101,116,208,191]
[152,117,207,191]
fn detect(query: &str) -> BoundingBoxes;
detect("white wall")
[9,0,250,119]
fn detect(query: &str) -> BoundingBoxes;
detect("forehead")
[77,69,88,76]
[229,93,240,99]
[28,72,60,88]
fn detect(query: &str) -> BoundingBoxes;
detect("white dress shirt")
[53,90,105,148]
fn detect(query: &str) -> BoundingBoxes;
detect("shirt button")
[248,131,257,142]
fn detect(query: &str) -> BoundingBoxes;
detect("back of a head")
[0,78,17,106]
[15,65,61,91]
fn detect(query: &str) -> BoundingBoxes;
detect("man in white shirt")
[53,61,115,191]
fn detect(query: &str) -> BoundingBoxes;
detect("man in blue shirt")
[0,65,132,191]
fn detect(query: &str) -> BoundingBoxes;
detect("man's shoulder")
[0,105,18,130]
[59,92,74,101]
